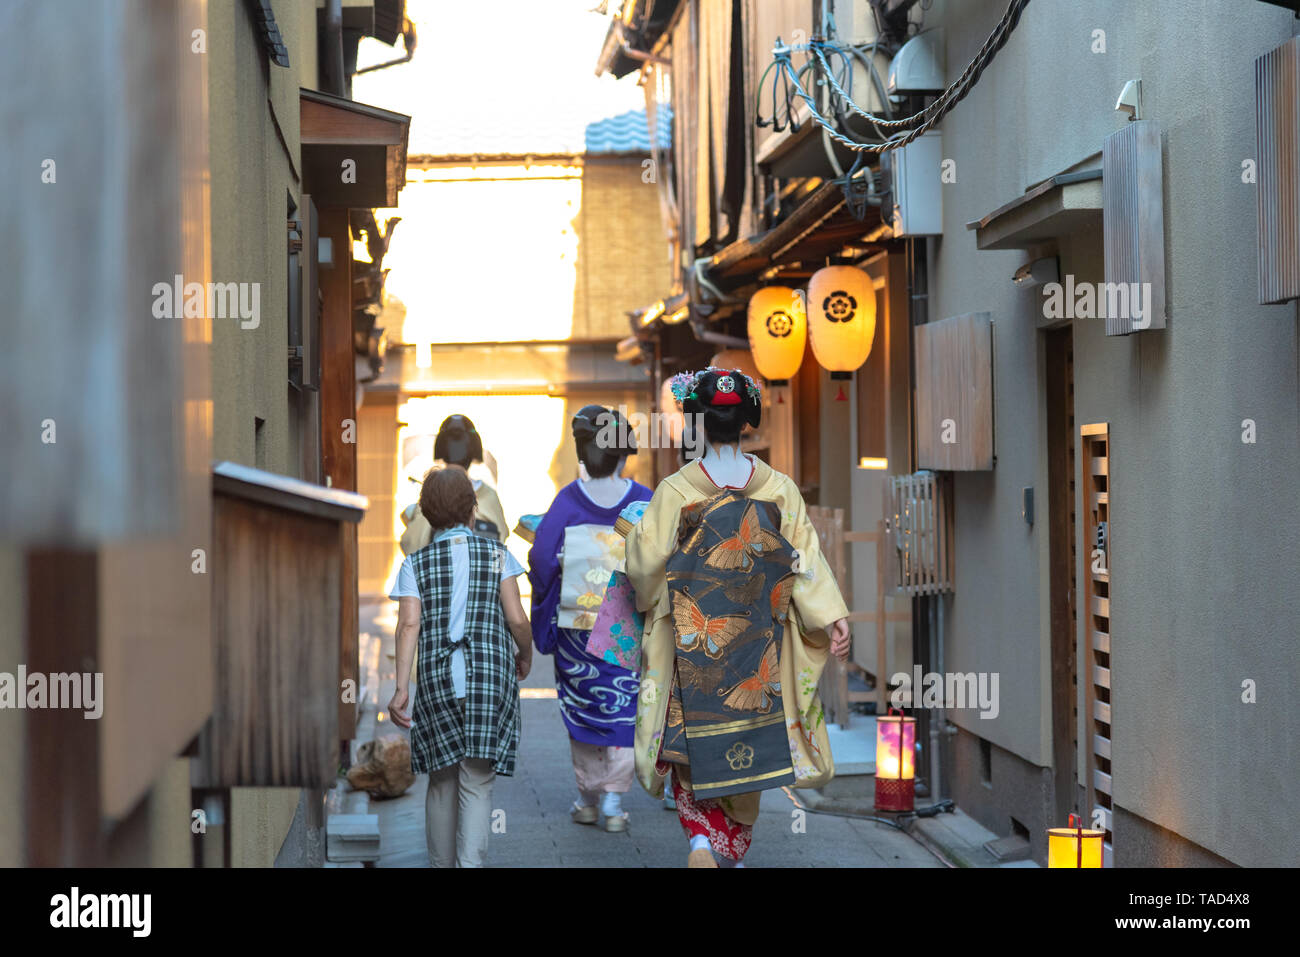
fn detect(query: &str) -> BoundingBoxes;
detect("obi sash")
[557,523,625,631]
[663,491,798,798]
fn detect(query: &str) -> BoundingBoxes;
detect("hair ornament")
[670,367,763,407]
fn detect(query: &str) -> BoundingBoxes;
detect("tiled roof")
[585,106,672,154]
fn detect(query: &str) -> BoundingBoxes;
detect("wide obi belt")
[558,523,625,631]
[663,491,798,798]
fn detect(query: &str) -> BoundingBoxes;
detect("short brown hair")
[419,466,477,531]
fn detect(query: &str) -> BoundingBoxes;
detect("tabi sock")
[600,791,624,817]
[689,835,711,854]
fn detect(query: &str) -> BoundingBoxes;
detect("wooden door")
[1045,327,1077,831]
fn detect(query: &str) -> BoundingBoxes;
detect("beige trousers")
[569,738,635,805]
[425,758,496,867]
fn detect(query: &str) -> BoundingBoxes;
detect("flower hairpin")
[669,371,696,404]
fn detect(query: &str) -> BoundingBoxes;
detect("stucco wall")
[204,0,319,865]
[207,0,303,474]
[929,0,1300,865]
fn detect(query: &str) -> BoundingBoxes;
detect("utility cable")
[758,0,1031,154]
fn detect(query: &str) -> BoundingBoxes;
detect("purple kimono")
[527,479,652,747]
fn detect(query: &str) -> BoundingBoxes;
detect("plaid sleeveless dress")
[408,533,521,776]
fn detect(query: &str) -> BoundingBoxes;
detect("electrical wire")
[759,0,1032,155]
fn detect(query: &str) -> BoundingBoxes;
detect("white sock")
[577,790,599,808]
[600,791,624,817]
[689,835,711,854]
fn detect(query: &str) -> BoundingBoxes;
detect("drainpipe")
[325,0,345,96]
[933,594,945,801]
[356,18,417,75]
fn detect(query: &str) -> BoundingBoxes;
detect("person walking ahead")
[626,368,850,868]
[389,467,533,868]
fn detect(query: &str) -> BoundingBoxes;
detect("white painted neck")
[700,441,752,489]
[579,460,630,508]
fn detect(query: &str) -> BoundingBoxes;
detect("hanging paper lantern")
[658,377,685,445]
[808,265,876,380]
[746,286,806,385]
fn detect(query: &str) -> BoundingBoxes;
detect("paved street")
[354,600,942,868]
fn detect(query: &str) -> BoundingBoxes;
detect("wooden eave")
[967,168,1103,251]
[300,88,411,207]
[706,180,886,288]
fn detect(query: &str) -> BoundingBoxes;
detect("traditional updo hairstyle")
[571,404,638,479]
[676,368,762,446]
[434,414,483,469]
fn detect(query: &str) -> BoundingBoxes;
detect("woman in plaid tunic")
[389,468,534,867]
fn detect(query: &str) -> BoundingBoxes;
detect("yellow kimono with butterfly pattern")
[625,457,850,813]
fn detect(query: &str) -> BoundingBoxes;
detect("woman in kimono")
[625,368,851,867]
[400,414,510,554]
[528,405,653,832]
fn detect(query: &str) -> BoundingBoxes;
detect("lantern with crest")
[746,286,806,385]
[807,265,876,379]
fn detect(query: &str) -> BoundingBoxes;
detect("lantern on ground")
[747,286,806,385]
[808,265,876,380]
[875,709,916,812]
[1047,814,1105,868]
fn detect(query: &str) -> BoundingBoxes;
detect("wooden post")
[318,207,359,741]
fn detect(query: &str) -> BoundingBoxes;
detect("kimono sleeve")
[476,484,510,543]
[526,496,566,654]
[624,480,682,615]
[782,479,850,633]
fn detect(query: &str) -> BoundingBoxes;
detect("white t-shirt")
[389,525,525,699]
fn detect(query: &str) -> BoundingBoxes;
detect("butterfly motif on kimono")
[722,573,764,607]
[672,588,750,659]
[770,573,795,625]
[702,503,783,572]
[675,655,726,694]
[718,639,781,713]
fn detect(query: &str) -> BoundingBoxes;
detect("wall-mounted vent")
[1102,120,1166,334]
[1256,37,1300,305]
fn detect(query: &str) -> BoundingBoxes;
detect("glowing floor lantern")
[874,709,916,812]
[1048,814,1105,868]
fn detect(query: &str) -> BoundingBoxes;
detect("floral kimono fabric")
[661,491,799,800]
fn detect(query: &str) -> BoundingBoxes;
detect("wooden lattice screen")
[885,471,955,596]
[1081,424,1113,865]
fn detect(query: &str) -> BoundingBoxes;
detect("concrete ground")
[341,598,945,868]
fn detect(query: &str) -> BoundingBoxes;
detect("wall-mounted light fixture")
[1012,257,1059,287]
[1115,78,1142,121]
